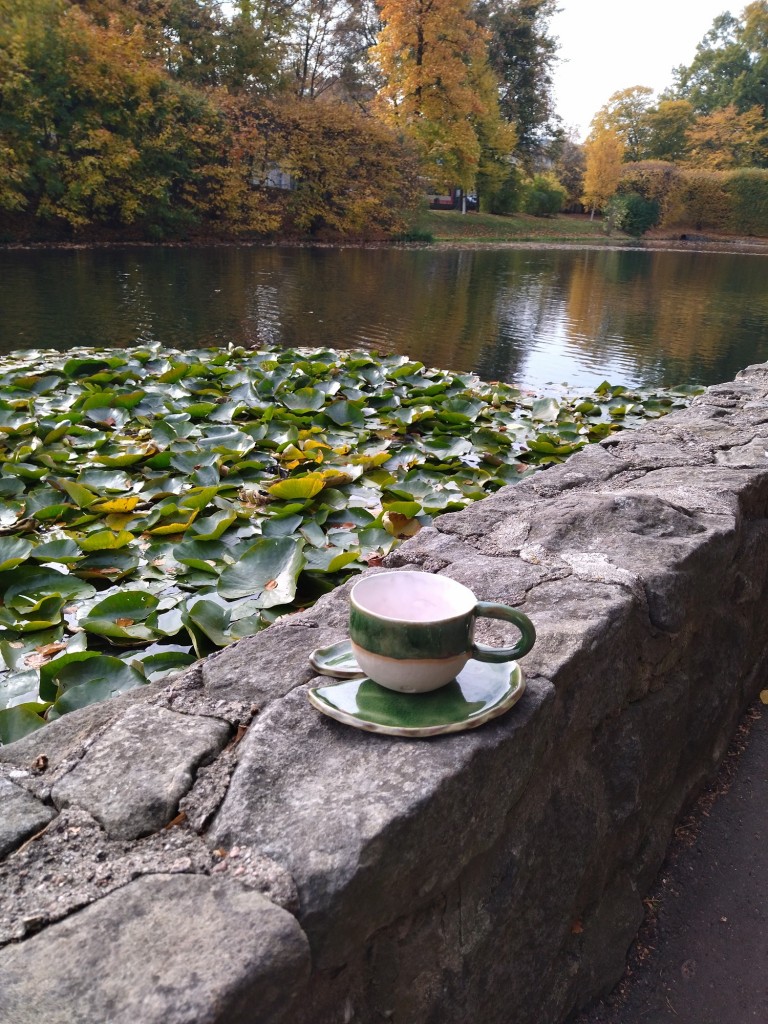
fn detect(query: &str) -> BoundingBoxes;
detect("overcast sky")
[550,1,737,140]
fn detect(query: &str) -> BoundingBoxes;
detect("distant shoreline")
[2,235,768,256]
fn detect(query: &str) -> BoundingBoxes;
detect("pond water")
[2,245,767,391]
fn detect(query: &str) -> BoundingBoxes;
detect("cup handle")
[471,603,536,663]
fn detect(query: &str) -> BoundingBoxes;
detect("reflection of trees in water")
[1,248,767,388]
[564,250,768,386]
[247,249,509,374]
[475,252,564,385]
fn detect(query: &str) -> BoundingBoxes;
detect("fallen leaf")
[24,641,68,668]
[164,811,187,829]
[35,642,68,657]
[760,689,768,704]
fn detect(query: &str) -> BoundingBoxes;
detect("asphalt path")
[569,702,768,1024]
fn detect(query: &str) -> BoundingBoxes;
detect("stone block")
[51,705,230,839]
[0,873,310,1024]
[0,778,56,859]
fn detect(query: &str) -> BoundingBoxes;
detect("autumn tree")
[372,0,512,193]
[69,0,226,86]
[550,128,585,208]
[592,86,655,162]
[248,98,422,234]
[581,125,625,216]
[685,104,768,170]
[0,0,278,236]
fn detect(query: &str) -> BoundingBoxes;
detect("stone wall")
[2,365,768,1024]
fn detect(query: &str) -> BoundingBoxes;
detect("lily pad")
[0,342,704,736]
[0,537,34,571]
[78,591,163,643]
[218,536,305,606]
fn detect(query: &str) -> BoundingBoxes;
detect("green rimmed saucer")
[307,644,525,738]
[309,639,364,679]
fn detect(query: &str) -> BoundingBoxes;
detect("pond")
[2,245,767,390]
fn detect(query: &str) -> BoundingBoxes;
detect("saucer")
[307,641,524,738]
[309,639,364,679]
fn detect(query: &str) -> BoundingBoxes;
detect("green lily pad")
[76,530,135,552]
[0,342,704,734]
[79,591,162,643]
[0,537,33,571]
[182,597,232,652]
[218,536,305,606]
[49,657,147,715]
[0,703,48,743]
[0,566,95,608]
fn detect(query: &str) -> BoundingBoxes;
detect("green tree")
[217,0,295,93]
[523,172,565,216]
[472,0,560,167]
[592,86,655,162]
[670,2,768,119]
[607,191,660,236]
[644,99,695,162]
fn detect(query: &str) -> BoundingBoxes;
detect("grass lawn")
[412,209,633,245]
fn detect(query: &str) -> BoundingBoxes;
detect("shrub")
[724,169,768,236]
[617,161,679,222]
[480,165,525,215]
[522,174,566,217]
[607,191,661,236]
[663,170,732,231]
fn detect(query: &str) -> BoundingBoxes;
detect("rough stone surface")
[0,874,310,1024]
[2,363,768,1023]
[0,778,56,859]
[51,705,231,839]
[210,674,557,968]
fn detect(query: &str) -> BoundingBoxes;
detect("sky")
[550,0,735,140]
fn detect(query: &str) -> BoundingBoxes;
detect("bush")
[607,191,661,236]
[725,169,768,235]
[522,174,566,217]
[480,165,525,215]
[617,161,679,222]
[663,170,732,232]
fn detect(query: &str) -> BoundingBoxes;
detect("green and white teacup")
[349,570,535,693]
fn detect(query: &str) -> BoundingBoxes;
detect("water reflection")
[1,246,767,390]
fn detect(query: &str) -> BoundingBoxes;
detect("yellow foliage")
[372,0,510,192]
[685,105,768,171]
[247,97,423,237]
[581,127,625,213]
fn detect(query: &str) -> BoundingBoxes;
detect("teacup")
[349,570,535,693]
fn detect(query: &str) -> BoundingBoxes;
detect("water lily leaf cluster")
[0,344,703,741]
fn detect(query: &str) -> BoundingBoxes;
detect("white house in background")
[262,166,294,190]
